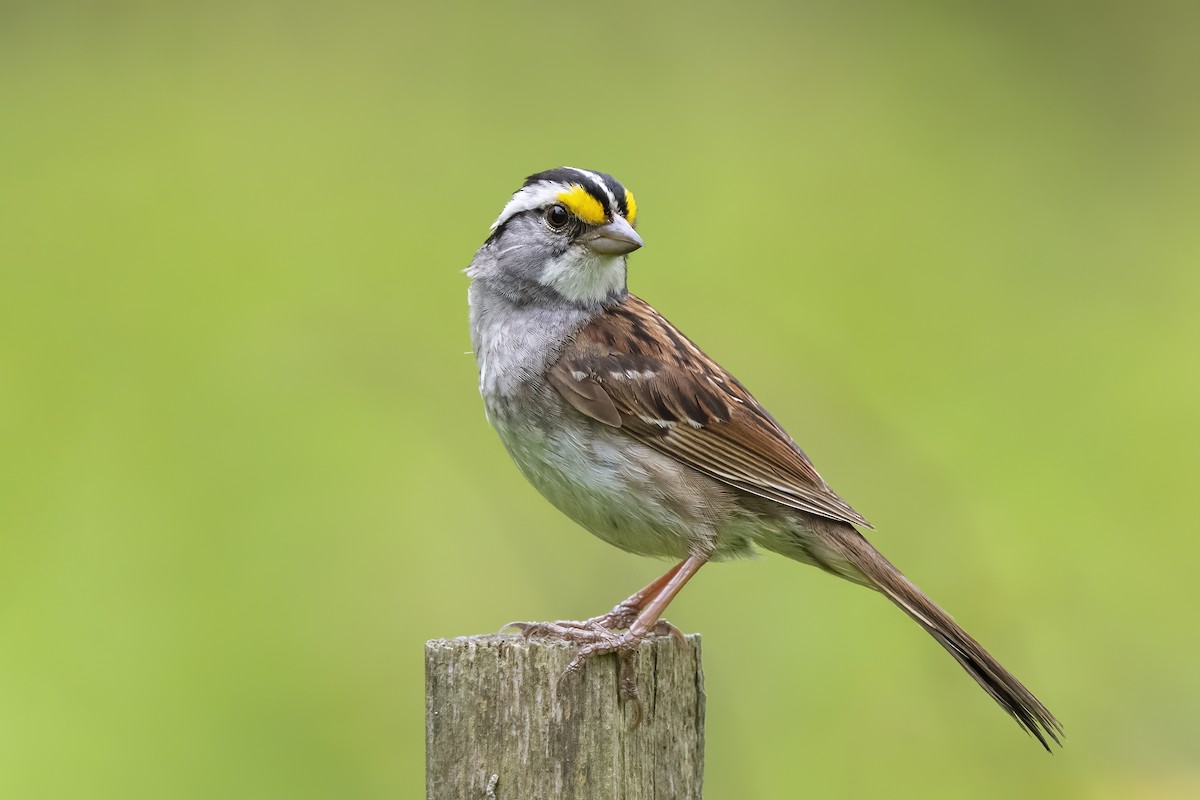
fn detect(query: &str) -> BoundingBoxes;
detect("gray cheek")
[481,224,576,305]
[495,219,561,272]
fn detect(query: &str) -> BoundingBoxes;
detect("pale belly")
[487,394,761,561]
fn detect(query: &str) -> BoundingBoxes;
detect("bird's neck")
[468,282,598,399]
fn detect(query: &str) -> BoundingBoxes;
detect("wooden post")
[425,633,704,799]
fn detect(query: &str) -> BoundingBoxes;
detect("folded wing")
[548,295,872,529]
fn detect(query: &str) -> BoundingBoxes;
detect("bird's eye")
[544,204,570,231]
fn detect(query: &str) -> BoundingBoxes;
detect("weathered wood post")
[425,633,704,799]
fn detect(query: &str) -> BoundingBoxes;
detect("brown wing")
[547,295,872,529]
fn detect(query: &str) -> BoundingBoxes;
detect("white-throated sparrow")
[466,167,1061,749]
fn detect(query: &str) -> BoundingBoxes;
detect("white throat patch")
[539,248,626,305]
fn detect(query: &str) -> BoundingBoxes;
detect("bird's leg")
[562,553,708,669]
[504,553,709,716]
[555,552,709,714]
[503,559,687,639]
[587,559,688,633]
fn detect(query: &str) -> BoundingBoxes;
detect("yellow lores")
[624,189,637,225]
[555,185,607,225]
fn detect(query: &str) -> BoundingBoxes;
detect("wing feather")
[550,295,872,529]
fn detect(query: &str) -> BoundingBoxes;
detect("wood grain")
[425,633,704,799]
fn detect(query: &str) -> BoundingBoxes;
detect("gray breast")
[468,283,594,400]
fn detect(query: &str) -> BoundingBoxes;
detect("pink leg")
[590,559,688,631]
[504,558,688,638]
[566,554,709,714]
[624,554,707,638]
[504,553,711,714]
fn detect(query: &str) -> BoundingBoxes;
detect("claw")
[497,556,707,729]
[654,619,686,642]
[499,610,686,728]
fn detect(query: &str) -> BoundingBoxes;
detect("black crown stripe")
[592,171,629,217]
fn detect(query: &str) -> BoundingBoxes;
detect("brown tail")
[834,530,1063,750]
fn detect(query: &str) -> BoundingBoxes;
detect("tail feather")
[834,530,1063,750]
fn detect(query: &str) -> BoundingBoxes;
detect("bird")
[466,166,1062,749]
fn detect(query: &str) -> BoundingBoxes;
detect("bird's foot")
[586,601,685,641]
[502,600,682,639]
[501,616,680,722]
[499,556,709,725]
[501,615,680,642]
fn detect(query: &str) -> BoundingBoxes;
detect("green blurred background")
[2,2,1198,797]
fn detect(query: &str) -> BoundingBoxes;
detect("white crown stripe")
[490,169,630,233]
[490,182,573,232]
[573,168,617,209]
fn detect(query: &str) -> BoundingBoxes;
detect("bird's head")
[468,167,642,308]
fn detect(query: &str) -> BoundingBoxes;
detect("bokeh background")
[3,2,1198,797]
